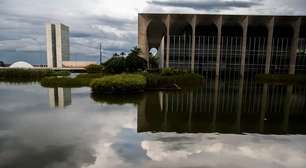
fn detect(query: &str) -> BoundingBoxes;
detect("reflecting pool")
[0,80,306,168]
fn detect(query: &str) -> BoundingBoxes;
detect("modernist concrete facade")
[138,14,306,77]
[46,23,70,68]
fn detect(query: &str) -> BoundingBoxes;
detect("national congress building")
[138,14,306,77]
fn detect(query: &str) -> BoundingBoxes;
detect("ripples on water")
[0,79,306,168]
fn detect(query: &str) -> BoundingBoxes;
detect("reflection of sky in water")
[0,83,306,168]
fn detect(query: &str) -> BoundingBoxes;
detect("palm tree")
[129,47,142,57]
[120,52,125,57]
[113,53,119,57]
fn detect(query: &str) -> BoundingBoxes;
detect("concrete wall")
[139,14,306,76]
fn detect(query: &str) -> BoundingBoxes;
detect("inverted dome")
[9,61,34,68]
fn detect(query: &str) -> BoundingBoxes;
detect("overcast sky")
[0,0,305,64]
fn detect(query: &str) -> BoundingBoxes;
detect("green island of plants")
[90,74,147,94]
[143,69,204,90]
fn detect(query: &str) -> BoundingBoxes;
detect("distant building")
[46,23,70,68]
[9,61,34,68]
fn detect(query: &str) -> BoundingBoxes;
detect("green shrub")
[40,73,104,88]
[0,68,70,81]
[125,55,147,72]
[149,54,159,70]
[90,74,146,93]
[125,47,147,72]
[76,73,104,79]
[104,57,126,73]
[143,72,204,89]
[85,64,103,73]
[160,68,181,76]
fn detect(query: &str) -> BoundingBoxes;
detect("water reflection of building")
[48,88,72,108]
[137,78,306,134]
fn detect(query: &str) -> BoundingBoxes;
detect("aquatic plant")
[90,74,146,93]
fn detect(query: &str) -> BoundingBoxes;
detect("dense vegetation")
[143,69,204,90]
[90,74,147,94]
[40,73,104,88]
[85,64,104,73]
[103,56,126,73]
[103,47,148,73]
[0,68,70,82]
[125,47,147,72]
[256,74,306,85]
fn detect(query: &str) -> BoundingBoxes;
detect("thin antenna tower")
[99,42,102,64]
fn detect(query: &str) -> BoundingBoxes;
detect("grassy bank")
[143,72,204,90]
[0,68,70,82]
[40,73,104,88]
[256,74,306,85]
[90,74,146,94]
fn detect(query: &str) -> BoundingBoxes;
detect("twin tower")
[46,23,70,68]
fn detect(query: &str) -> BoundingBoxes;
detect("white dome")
[9,61,34,68]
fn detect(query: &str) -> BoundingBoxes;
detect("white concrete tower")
[46,23,70,68]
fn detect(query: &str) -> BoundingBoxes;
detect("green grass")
[0,68,70,82]
[40,73,104,88]
[90,74,146,94]
[143,72,204,89]
[256,74,306,85]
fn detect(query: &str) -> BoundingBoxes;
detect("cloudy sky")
[0,0,305,64]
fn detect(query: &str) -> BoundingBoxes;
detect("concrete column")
[212,76,219,132]
[283,85,293,133]
[160,37,165,68]
[289,17,302,75]
[265,17,275,74]
[188,91,193,131]
[215,16,223,77]
[191,15,197,72]
[240,16,248,78]
[166,15,171,68]
[138,15,150,61]
[260,84,268,133]
[236,79,244,132]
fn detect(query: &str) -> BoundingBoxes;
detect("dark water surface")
[0,81,306,168]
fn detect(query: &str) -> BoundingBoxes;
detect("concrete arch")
[147,19,167,49]
[196,15,219,36]
[169,15,194,35]
[247,26,268,37]
[221,16,245,36]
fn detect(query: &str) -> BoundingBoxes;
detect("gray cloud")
[1,0,306,64]
[149,0,263,11]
